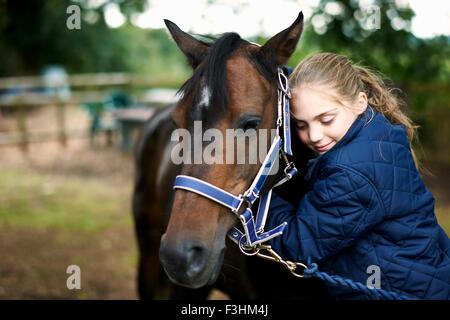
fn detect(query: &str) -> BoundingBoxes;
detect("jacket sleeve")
[267,165,386,263]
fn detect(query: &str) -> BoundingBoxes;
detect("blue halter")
[173,67,297,250]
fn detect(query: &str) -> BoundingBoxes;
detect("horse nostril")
[184,241,207,278]
[159,238,209,282]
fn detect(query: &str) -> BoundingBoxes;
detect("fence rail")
[0,73,177,149]
[0,73,178,90]
[0,129,88,146]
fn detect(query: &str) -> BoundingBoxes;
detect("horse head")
[160,12,304,288]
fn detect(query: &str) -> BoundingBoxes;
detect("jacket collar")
[304,105,375,182]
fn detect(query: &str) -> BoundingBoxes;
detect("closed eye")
[321,115,335,125]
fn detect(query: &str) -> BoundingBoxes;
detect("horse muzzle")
[159,234,224,288]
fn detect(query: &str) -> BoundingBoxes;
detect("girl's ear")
[357,92,368,114]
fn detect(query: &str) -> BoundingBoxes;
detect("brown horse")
[133,12,328,299]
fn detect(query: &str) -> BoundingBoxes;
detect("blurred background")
[0,0,448,299]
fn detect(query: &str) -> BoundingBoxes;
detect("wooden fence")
[0,73,177,150]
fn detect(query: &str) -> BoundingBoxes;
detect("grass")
[0,168,132,232]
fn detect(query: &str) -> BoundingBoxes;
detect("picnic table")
[113,108,155,152]
[82,90,175,151]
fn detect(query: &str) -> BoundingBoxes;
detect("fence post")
[56,99,67,147]
[15,97,28,152]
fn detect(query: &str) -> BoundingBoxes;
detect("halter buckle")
[232,189,255,215]
[232,186,261,217]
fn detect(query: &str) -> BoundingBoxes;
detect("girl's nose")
[309,125,324,144]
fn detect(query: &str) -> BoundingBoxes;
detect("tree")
[303,0,449,85]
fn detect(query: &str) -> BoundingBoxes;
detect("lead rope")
[240,244,417,300]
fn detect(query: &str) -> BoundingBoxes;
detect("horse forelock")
[175,32,280,131]
[176,33,250,126]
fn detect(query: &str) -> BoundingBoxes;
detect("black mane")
[177,32,279,125]
[177,32,243,124]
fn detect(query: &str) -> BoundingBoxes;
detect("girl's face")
[291,85,367,155]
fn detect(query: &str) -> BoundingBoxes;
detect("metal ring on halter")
[284,261,308,278]
[277,69,291,98]
[238,235,259,256]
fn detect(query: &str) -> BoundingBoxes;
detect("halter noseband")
[173,67,297,249]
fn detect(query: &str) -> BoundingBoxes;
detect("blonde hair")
[290,52,420,168]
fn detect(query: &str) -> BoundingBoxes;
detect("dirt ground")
[0,141,138,299]
[0,105,449,300]
[0,105,138,299]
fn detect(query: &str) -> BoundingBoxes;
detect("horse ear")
[260,12,304,66]
[164,19,209,69]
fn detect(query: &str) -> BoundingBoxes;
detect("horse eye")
[240,117,261,131]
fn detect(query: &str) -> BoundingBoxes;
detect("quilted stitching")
[268,108,450,299]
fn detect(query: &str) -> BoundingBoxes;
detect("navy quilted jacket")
[267,106,450,299]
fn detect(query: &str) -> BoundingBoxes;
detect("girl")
[267,53,450,299]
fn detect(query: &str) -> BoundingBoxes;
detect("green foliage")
[0,0,190,84]
[300,0,450,85]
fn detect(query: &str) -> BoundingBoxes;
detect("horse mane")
[177,32,279,125]
[177,33,243,123]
